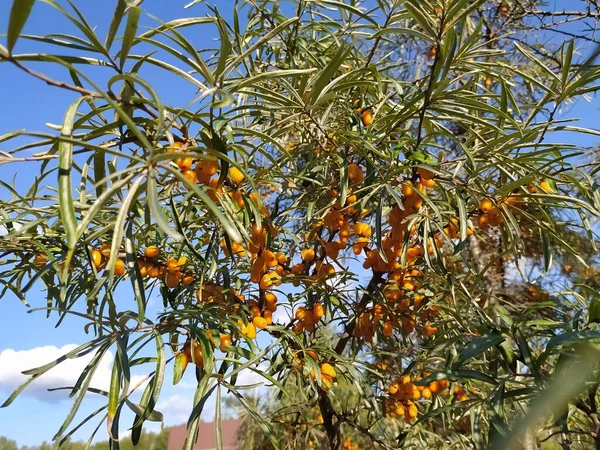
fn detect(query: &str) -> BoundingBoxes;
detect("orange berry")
[138,259,149,277]
[301,248,315,261]
[421,178,436,188]
[147,265,160,278]
[219,334,232,352]
[295,306,307,321]
[348,163,365,183]
[177,157,194,171]
[402,180,415,197]
[165,271,179,288]
[181,169,197,185]
[229,166,245,184]
[427,44,437,60]
[114,258,126,276]
[361,110,373,126]
[33,253,47,269]
[253,316,268,329]
[312,303,325,322]
[539,179,553,193]
[99,243,111,258]
[488,213,504,226]
[144,245,159,258]
[383,321,393,337]
[91,249,104,270]
[422,387,432,399]
[182,275,194,286]
[408,404,418,418]
[417,167,434,180]
[479,198,494,213]
[320,363,336,378]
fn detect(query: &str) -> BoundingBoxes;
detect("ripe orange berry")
[91,249,104,270]
[182,275,194,286]
[265,292,277,304]
[427,44,437,60]
[488,213,504,226]
[238,320,257,339]
[177,157,194,171]
[144,245,159,258]
[183,341,204,368]
[361,110,373,127]
[165,271,179,288]
[479,198,494,213]
[301,248,315,261]
[417,167,434,180]
[262,250,278,268]
[229,166,245,184]
[263,310,273,325]
[389,382,399,395]
[33,253,47,269]
[539,179,553,193]
[195,158,219,183]
[99,243,111,258]
[182,169,197,185]
[253,316,268,329]
[408,404,418,418]
[478,214,489,229]
[320,363,336,378]
[114,258,126,276]
[275,252,287,265]
[147,265,160,278]
[348,163,365,183]
[383,321,393,337]
[402,180,415,197]
[295,306,307,320]
[312,303,325,322]
[421,178,436,188]
[219,334,232,352]
[138,259,149,277]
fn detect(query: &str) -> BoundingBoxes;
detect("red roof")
[167,419,242,450]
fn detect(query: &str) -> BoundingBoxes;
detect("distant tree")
[0,437,18,450]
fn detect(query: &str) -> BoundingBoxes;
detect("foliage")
[0,429,169,450]
[2,0,600,449]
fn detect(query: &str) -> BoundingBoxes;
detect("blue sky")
[0,0,599,447]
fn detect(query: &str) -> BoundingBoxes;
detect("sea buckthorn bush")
[2,0,600,449]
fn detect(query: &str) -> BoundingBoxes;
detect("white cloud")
[0,344,148,404]
[156,394,215,426]
[155,364,272,426]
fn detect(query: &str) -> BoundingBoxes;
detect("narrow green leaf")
[105,0,126,51]
[147,171,184,241]
[309,45,349,103]
[454,333,504,368]
[6,0,35,53]
[215,384,223,450]
[173,352,188,386]
[125,220,146,324]
[59,96,87,251]
[107,355,121,437]
[214,15,231,80]
[119,6,140,69]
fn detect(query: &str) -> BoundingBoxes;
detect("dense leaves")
[1,0,600,449]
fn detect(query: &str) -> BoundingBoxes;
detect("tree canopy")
[2,0,600,449]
